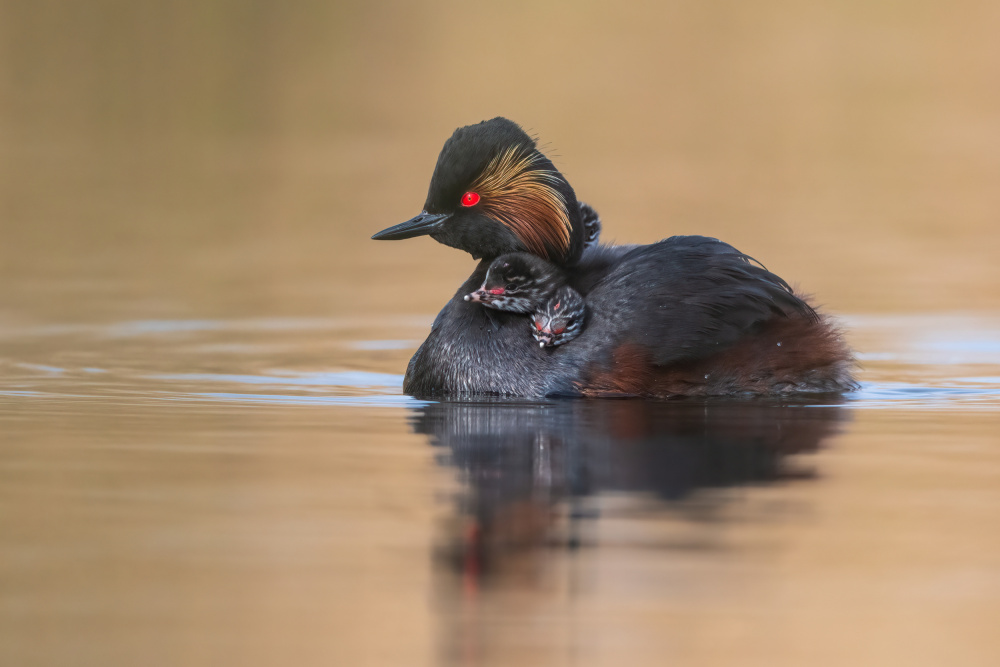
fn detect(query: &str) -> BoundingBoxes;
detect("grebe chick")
[465,253,586,347]
[532,285,586,348]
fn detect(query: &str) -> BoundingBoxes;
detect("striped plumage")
[464,253,587,348]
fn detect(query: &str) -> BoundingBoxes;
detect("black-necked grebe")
[372,117,855,398]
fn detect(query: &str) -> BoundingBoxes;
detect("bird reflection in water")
[410,399,848,586]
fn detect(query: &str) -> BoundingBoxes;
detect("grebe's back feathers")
[584,236,817,366]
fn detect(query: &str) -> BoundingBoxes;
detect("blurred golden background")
[3,0,999,327]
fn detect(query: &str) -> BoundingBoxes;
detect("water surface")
[2,313,998,666]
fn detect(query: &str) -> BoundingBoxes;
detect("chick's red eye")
[461,191,480,207]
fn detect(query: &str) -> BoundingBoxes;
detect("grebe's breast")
[403,264,569,397]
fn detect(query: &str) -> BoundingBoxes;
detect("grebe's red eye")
[535,321,543,331]
[461,191,480,207]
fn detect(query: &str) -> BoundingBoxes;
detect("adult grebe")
[373,118,855,398]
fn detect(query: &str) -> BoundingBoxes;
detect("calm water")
[3,2,1000,666]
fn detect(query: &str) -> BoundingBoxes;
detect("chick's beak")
[465,289,489,303]
[372,212,449,241]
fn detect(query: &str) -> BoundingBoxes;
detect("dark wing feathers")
[584,236,817,365]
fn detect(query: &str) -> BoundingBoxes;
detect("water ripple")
[148,371,404,389]
[186,392,428,407]
[845,380,1000,410]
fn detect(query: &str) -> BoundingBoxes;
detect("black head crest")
[421,118,586,265]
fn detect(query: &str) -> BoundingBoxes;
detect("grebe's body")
[374,118,855,398]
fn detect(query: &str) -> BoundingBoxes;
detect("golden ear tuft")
[469,148,571,261]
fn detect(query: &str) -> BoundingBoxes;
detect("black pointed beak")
[371,212,449,241]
